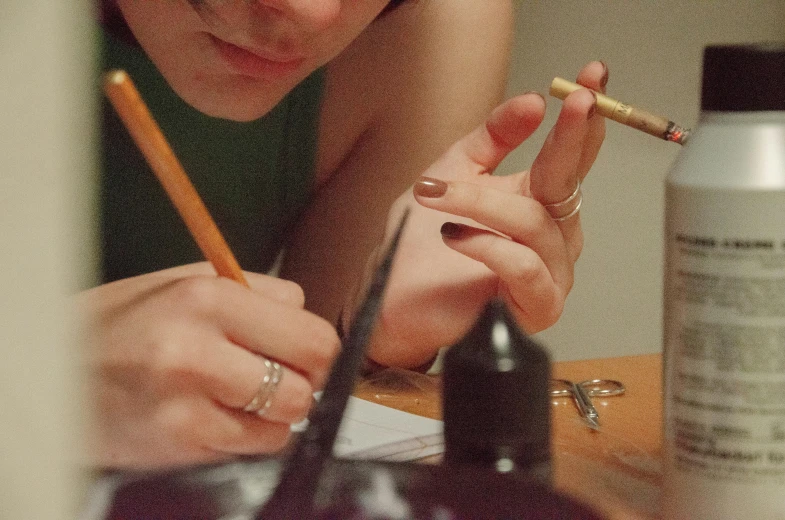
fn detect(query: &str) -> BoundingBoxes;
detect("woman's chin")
[174,75,291,122]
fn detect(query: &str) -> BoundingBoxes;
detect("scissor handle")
[578,379,625,397]
[549,379,576,397]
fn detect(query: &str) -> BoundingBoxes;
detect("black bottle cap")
[701,42,785,112]
[442,298,551,477]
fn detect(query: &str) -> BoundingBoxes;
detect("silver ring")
[242,358,284,416]
[543,178,582,222]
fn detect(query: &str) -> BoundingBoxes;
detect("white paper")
[293,395,444,462]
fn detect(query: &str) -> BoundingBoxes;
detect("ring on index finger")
[543,178,582,222]
[242,357,284,416]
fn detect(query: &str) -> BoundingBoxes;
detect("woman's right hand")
[78,262,340,469]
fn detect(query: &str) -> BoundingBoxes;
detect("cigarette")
[103,69,249,287]
[549,77,690,145]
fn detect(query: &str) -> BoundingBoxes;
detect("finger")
[446,92,546,175]
[574,60,608,178]
[160,398,292,457]
[183,341,315,424]
[530,87,596,206]
[244,272,305,307]
[87,262,304,317]
[233,298,340,389]
[439,223,569,332]
[235,356,314,424]
[578,60,609,95]
[413,177,571,283]
[167,276,341,389]
[149,263,306,307]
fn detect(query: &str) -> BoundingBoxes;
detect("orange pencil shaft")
[103,69,248,287]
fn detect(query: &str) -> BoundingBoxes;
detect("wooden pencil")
[102,69,249,287]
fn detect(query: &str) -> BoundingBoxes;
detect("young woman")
[87,0,607,468]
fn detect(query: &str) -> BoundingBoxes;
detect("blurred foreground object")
[0,1,95,519]
[443,299,552,481]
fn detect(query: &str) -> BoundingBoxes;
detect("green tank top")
[100,30,324,282]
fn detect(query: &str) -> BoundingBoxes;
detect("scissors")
[550,379,625,429]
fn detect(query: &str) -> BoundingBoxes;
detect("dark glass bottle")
[442,298,552,482]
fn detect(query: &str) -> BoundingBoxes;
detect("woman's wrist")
[336,307,439,375]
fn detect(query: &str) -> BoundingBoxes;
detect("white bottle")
[663,43,785,519]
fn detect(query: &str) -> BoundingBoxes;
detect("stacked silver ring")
[242,357,284,416]
[544,178,583,222]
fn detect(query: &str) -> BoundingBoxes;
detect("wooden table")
[354,353,663,520]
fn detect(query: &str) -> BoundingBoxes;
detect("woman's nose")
[254,0,341,31]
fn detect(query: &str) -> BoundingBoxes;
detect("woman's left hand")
[368,61,607,368]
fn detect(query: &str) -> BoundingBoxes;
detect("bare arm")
[280,0,514,325]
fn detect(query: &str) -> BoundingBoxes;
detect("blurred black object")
[94,456,604,519]
[443,299,552,482]
[257,210,409,519]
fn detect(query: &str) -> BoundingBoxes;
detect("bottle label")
[664,186,785,487]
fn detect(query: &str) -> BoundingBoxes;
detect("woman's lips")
[211,35,304,79]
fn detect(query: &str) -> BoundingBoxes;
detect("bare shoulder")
[316,0,515,183]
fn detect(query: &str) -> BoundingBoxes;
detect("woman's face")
[116,0,391,121]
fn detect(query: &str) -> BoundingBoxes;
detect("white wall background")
[0,1,96,518]
[500,1,785,361]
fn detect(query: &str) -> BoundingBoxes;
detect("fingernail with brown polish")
[414,177,448,198]
[440,222,464,239]
[588,91,598,119]
[600,61,609,93]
